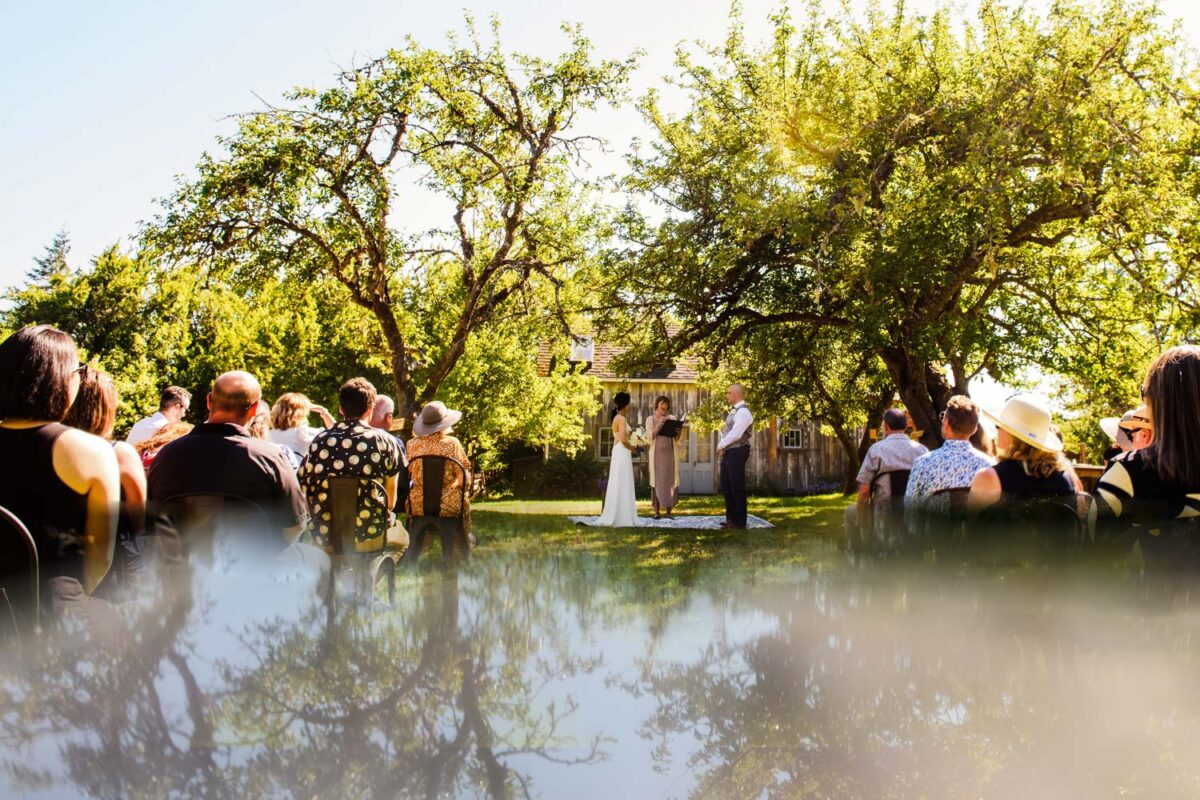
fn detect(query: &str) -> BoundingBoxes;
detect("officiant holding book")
[649,395,684,519]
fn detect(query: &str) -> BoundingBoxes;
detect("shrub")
[529,451,605,499]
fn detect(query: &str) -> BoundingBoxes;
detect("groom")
[717,384,753,529]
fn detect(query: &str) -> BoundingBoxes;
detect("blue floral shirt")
[904,439,995,509]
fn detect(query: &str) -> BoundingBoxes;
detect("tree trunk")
[370,301,417,421]
[826,418,861,495]
[949,355,971,397]
[879,348,952,450]
[418,330,470,410]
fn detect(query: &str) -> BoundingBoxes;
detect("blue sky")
[1,0,1197,291]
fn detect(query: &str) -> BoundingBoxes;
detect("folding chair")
[154,493,273,567]
[326,475,403,604]
[403,454,471,567]
[0,505,39,643]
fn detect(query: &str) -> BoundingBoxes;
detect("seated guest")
[299,378,402,553]
[970,424,996,459]
[968,396,1078,516]
[370,394,409,512]
[147,371,307,542]
[1118,404,1154,452]
[269,392,334,455]
[1093,346,1200,526]
[249,399,303,469]
[126,385,191,446]
[856,407,928,525]
[0,325,120,595]
[370,394,408,463]
[64,367,147,531]
[1100,410,1137,461]
[63,367,147,594]
[905,395,996,513]
[406,401,473,537]
[135,421,192,472]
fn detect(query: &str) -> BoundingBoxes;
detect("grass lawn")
[470,494,854,584]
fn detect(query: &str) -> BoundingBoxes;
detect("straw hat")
[1100,409,1136,442]
[981,396,1062,452]
[412,401,462,436]
[1118,404,1153,433]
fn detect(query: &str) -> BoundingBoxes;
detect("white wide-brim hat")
[982,395,1063,452]
[413,400,462,436]
[1099,416,1121,442]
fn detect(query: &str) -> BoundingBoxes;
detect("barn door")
[677,426,717,495]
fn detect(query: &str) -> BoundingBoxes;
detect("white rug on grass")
[567,514,774,530]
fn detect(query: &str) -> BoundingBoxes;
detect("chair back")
[327,476,362,555]
[972,492,1085,540]
[403,455,470,567]
[156,493,272,564]
[0,505,39,638]
[928,486,971,515]
[407,455,468,520]
[875,470,911,515]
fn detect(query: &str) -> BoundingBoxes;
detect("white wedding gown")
[595,432,638,527]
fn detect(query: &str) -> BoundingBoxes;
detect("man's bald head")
[371,394,396,431]
[207,370,262,425]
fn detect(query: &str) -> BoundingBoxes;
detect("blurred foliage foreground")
[6,495,1200,798]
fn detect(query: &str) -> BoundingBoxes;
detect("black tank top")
[993,459,1076,499]
[0,423,89,583]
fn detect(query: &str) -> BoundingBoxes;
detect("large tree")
[147,22,633,421]
[611,0,1200,448]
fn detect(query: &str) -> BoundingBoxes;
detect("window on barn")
[598,426,614,460]
[780,421,810,450]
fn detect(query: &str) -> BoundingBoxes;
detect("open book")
[656,418,686,438]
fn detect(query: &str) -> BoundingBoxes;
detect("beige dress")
[649,413,680,510]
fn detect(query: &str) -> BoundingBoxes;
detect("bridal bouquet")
[628,427,651,448]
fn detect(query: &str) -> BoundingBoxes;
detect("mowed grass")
[470,494,853,585]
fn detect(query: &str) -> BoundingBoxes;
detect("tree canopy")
[146,20,634,422]
[609,0,1200,453]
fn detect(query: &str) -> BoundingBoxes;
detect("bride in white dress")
[595,392,638,527]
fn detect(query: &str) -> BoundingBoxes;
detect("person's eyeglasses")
[938,411,947,421]
[74,363,87,377]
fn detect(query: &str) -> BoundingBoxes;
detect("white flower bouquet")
[628,427,651,448]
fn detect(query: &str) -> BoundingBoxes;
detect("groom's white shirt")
[717,401,753,450]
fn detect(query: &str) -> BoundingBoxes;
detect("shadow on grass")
[471,495,853,599]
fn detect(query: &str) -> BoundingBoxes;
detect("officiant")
[648,395,683,519]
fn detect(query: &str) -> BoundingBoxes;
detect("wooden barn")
[537,337,854,494]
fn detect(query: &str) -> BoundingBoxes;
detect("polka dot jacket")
[299,420,401,551]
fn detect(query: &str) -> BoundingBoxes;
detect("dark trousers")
[720,446,750,525]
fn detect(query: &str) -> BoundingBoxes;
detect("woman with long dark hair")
[595,391,637,527]
[63,366,147,595]
[1094,345,1200,524]
[0,325,120,595]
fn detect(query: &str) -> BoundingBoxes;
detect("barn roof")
[536,337,700,383]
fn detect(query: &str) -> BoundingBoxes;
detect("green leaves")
[615,0,1200,450]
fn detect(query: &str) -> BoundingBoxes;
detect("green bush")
[529,451,605,499]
